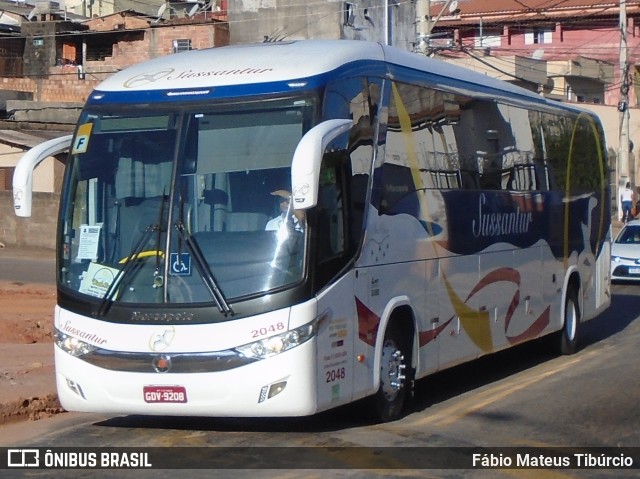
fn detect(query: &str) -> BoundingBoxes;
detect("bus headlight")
[235,322,316,360]
[54,329,99,357]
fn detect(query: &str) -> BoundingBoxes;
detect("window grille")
[173,39,192,53]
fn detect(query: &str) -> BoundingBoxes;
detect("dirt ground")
[0,281,55,343]
[0,281,63,425]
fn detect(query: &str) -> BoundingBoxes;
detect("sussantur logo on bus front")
[124,68,174,88]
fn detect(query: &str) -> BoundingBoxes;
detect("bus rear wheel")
[369,322,412,422]
[559,287,580,355]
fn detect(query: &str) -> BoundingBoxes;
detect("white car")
[611,219,640,281]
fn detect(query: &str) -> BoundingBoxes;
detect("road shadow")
[580,288,640,347]
[410,287,639,415]
[94,403,372,434]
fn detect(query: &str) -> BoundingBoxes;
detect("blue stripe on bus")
[85,60,389,105]
[85,56,572,113]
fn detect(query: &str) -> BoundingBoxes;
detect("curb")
[0,394,63,426]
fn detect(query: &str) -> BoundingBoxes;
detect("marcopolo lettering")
[131,311,194,322]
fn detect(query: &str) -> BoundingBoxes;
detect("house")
[424,0,640,105]
[0,4,229,194]
[425,0,640,196]
[0,3,230,249]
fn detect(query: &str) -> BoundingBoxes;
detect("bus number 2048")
[326,367,346,383]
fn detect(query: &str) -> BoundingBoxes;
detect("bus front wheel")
[369,322,412,422]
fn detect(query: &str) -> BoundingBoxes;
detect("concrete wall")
[0,191,58,250]
[229,0,417,51]
[7,100,85,123]
[22,22,60,78]
[0,147,60,194]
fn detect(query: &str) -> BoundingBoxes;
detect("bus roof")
[89,40,581,114]
[95,40,384,92]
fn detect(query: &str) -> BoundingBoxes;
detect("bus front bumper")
[54,338,318,417]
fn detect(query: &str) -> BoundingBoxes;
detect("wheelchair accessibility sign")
[170,253,191,276]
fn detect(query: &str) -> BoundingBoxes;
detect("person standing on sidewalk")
[621,182,635,222]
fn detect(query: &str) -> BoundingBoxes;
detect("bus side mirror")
[291,119,352,209]
[13,135,73,217]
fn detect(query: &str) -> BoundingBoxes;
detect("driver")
[265,190,303,231]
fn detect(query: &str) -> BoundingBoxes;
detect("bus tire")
[559,287,580,355]
[369,322,412,422]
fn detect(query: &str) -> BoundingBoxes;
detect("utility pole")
[384,0,389,45]
[416,0,458,54]
[416,0,429,53]
[619,0,630,219]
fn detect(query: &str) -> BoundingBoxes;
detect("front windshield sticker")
[79,263,120,298]
[170,253,191,276]
[71,123,93,154]
[77,224,102,261]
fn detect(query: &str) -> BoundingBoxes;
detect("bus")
[13,40,611,422]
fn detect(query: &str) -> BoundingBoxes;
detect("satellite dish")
[187,4,199,17]
[449,1,459,13]
[153,3,167,23]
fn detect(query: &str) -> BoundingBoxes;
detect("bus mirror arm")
[291,119,352,209]
[12,135,73,217]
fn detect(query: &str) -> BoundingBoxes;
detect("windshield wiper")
[174,220,234,316]
[96,223,161,317]
[96,194,168,317]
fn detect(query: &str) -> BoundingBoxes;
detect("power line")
[453,46,628,98]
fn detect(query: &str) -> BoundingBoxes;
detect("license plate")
[629,268,640,274]
[143,385,187,403]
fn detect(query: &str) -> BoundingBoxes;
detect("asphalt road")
[0,246,55,284]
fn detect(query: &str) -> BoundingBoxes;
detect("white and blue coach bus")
[13,40,611,422]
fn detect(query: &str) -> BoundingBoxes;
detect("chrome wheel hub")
[380,339,406,400]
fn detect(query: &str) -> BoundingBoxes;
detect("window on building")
[474,29,501,48]
[343,2,355,26]
[173,39,192,53]
[84,32,145,61]
[525,28,553,45]
[0,38,24,76]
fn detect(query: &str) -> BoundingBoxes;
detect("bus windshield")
[59,97,315,307]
